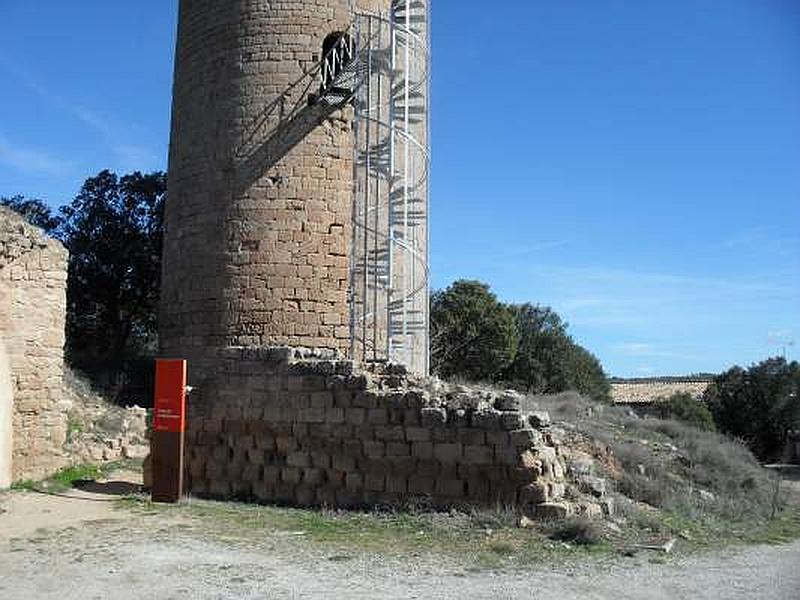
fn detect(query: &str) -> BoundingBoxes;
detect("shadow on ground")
[73,480,142,497]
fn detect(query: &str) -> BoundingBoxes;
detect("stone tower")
[157,3,581,521]
[162,0,431,382]
[160,0,393,381]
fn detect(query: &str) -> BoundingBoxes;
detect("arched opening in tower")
[321,31,354,92]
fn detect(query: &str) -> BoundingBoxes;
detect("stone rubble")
[61,369,149,465]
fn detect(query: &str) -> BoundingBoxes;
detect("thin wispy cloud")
[0,133,71,175]
[515,262,798,333]
[718,227,800,257]
[435,239,571,275]
[500,239,572,257]
[767,329,794,343]
[71,105,115,139]
[614,342,701,361]
[114,144,161,173]
[0,52,160,173]
[541,264,794,296]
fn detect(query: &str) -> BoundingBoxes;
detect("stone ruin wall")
[0,207,69,482]
[184,347,604,519]
[0,331,11,488]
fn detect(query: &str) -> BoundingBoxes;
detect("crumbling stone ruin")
[185,347,605,518]
[0,208,148,487]
[0,206,69,483]
[61,369,149,465]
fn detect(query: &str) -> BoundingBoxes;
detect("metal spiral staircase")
[233,1,431,375]
[348,0,430,375]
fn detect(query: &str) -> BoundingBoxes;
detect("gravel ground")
[2,481,799,600]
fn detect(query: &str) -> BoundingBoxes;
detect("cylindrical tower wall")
[161,0,387,381]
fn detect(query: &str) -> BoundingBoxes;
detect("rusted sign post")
[151,359,186,503]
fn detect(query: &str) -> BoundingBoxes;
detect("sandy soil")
[1,473,799,600]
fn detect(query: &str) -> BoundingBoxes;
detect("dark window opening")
[321,31,354,90]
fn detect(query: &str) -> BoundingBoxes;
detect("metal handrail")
[321,32,356,91]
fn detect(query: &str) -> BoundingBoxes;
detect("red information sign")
[153,359,187,433]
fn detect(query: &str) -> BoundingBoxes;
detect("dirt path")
[0,484,126,541]
[1,477,799,600]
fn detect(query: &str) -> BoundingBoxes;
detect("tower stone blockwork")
[161,0,377,382]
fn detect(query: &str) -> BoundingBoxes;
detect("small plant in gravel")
[9,461,133,494]
[544,517,603,546]
[65,415,85,443]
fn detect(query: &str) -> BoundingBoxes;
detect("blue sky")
[1,0,798,376]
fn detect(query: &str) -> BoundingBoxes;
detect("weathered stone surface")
[433,443,462,463]
[463,445,493,465]
[408,475,435,495]
[183,347,577,519]
[600,497,615,517]
[0,345,12,489]
[576,502,603,519]
[421,407,447,427]
[472,410,501,430]
[159,1,390,383]
[1,207,69,482]
[509,428,540,446]
[528,411,551,429]
[536,502,571,520]
[519,481,549,505]
[579,475,607,498]
[495,391,522,412]
[500,412,525,431]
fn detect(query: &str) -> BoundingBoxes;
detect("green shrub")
[545,517,602,546]
[66,415,85,442]
[705,357,800,461]
[430,280,518,381]
[431,281,611,401]
[658,392,715,431]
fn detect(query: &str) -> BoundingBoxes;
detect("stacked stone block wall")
[0,207,69,481]
[185,347,574,516]
[0,341,11,488]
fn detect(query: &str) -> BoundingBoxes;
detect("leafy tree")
[705,357,800,460]
[503,303,609,401]
[562,343,611,403]
[658,391,716,431]
[503,303,570,392]
[0,195,59,232]
[430,281,610,401]
[430,280,518,381]
[56,170,166,365]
